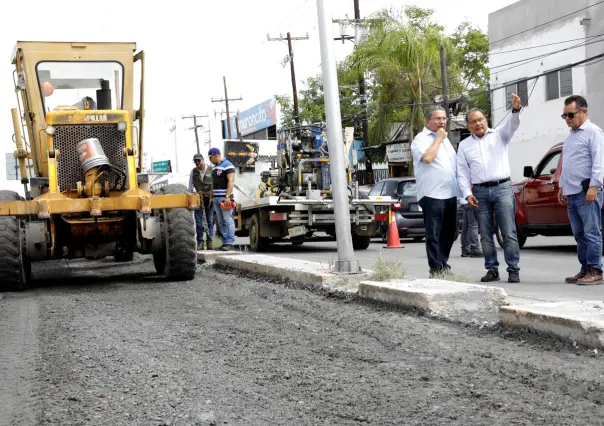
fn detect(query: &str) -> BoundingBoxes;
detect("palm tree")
[343,11,456,146]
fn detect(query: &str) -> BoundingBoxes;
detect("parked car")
[369,177,461,242]
[504,141,604,248]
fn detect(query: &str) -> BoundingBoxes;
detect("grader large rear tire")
[152,184,197,281]
[0,190,31,291]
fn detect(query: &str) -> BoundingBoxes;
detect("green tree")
[343,7,455,146]
[450,21,491,121]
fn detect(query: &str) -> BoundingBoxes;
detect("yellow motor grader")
[0,41,200,290]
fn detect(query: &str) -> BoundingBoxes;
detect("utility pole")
[168,118,178,173]
[439,44,450,132]
[332,1,369,141]
[211,76,241,140]
[182,114,208,155]
[267,32,309,126]
[317,0,360,274]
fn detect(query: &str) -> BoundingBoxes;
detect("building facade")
[489,0,604,179]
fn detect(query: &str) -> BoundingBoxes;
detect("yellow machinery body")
[0,42,199,288]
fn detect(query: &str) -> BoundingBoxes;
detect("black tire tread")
[0,190,28,291]
[159,184,197,280]
[352,233,371,250]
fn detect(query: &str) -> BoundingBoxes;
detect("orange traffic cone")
[383,209,404,249]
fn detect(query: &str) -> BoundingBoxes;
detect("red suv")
[509,141,603,248]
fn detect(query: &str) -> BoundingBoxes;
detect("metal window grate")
[53,124,127,191]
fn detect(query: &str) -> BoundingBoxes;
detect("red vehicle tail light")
[375,213,388,221]
[391,203,402,211]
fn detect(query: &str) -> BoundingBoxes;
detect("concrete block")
[358,279,508,322]
[214,254,371,294]
[197,250,242,262]
[500,301,604,349]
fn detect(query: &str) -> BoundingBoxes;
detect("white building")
[488,0,604,179]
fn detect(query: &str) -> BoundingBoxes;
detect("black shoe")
[461,252,471,258]
[481,270,500,282]
[220,245,234,251]
[508,271,520,283]
[470,252,483,258]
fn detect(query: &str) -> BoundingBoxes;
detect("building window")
[506,79,529,110]
[546,68,573,101]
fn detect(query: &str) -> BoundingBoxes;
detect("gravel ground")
[1,255,603,426]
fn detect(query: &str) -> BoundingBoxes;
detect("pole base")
[334,259,362,274]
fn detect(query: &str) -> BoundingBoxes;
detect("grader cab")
[0,41,199,290]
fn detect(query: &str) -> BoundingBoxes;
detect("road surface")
[1,254,603,425]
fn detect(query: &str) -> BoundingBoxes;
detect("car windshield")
[37,61,124,113]
[397,181,418,197]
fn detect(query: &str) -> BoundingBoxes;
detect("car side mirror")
[550,168,557,175]
[523,166,534,178]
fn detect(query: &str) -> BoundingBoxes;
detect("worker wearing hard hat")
[188,153,214,249]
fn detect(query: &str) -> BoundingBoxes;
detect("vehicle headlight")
[117,121,127,132]
[44,125,55,136]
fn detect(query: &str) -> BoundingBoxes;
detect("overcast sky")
[0,0,517,184]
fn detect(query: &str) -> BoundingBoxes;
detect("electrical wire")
[492,36,604,74]
[489,1,604,46]
[490,36,604,70]
[490,33,604,55]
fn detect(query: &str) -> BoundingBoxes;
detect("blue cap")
[208,147,221,156]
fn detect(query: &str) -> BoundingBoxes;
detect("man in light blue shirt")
[558,95,604,285]
[457,93,522,284]
[411,106,460,277]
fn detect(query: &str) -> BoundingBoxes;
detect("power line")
[261,0,311,44]
[487,50,604,94]
[490,36,604,72]
[491,34,604,55]
[490,1,604,46]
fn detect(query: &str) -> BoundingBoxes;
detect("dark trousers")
[419,196,458,273]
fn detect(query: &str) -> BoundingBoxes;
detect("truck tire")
[153,184,197,281]
[0,190,31,291]
[249,213,268,252]
[352,233,371,250]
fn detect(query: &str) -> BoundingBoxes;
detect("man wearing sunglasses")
[189,153,214,250]
[558,95,604,285]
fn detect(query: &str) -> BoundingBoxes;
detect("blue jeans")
[567,191,603,272]
[213,197,236,246]
[419,196,458,273]
[473,181,520,273]
[194,194,214,243]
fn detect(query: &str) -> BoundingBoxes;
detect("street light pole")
[316,0,360,273]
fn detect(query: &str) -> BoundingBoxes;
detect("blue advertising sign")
[223,99,277,138]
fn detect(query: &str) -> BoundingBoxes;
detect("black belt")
[473,177,510,188]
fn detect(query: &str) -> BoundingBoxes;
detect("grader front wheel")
[0,190,31,291]
[152,184,197,281]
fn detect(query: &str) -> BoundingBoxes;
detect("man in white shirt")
[411,106,460,277]
[457,93,522,283]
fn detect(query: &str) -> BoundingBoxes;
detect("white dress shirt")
[456,112,520,200]
[411,127,460,201]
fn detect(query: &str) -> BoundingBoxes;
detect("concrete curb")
[358,279,509,324]
[500,301,604,349]
[214,254,371,294]
[197,250,242,262]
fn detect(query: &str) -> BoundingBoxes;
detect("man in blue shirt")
[558,95,604,285]
[411,106,460,277]
[208,148,237,251]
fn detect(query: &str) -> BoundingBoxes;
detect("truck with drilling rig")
[0,41,200,291]
[231,125,392,252]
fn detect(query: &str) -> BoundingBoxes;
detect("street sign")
[152,160,171,173]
